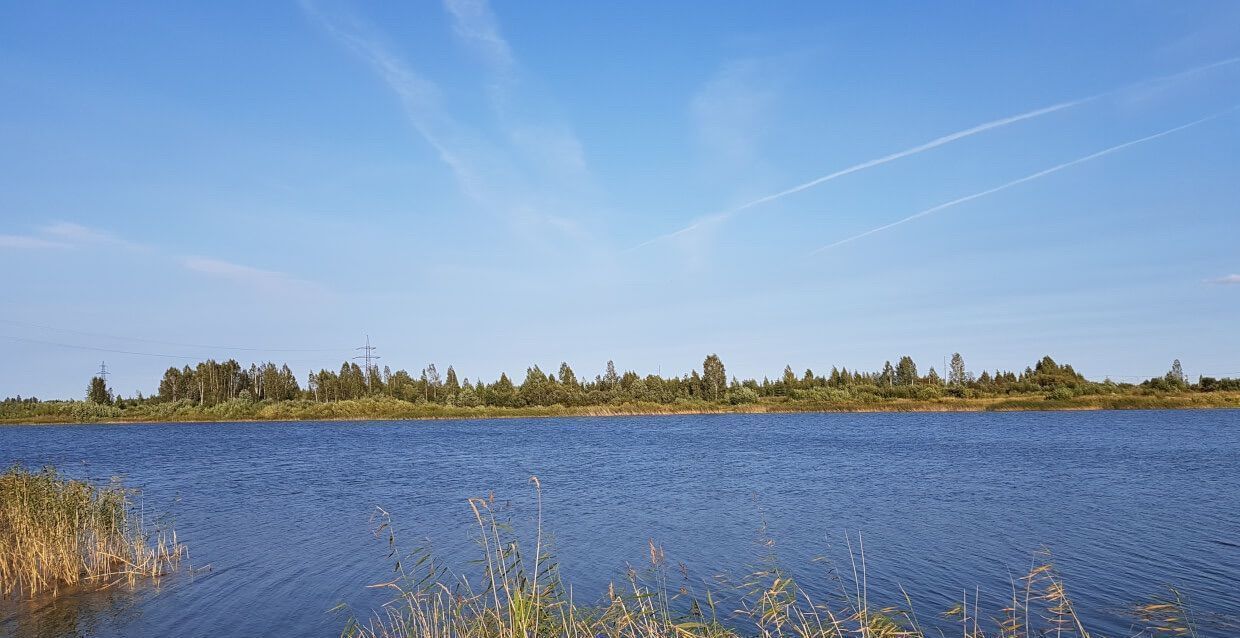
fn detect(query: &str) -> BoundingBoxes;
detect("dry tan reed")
[0,465,184,599]
[341,480,1202,638]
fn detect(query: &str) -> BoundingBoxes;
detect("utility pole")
[354,335,380,389]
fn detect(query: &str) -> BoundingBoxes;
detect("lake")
[1,410,1237,637]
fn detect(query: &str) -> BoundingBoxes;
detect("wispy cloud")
[41,221,116,243]
[40,221,148,250]
[181,256,321,294]
[808,109,1235,256]
[2,221,135,250]
[8,221,326,294]
[301,3,488,201]
[303,0,595,247]
[1207,274,1240,285]
[0,234,69,249]
[691,59,778,169]
[443,0,515,79]
[508,124,589,178]
[442,0,590,184]
[181,256,275,278]
[635,56,1240,250]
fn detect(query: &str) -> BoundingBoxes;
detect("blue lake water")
[1,410,1237,637]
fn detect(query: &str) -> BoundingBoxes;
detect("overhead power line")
[0,318,344,352]
[1,335,339,364]
[3,335,204,359]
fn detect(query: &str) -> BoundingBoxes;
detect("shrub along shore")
[4,353,1238,424]
[2,390,1239,425]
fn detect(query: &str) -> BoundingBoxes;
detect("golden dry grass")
[0,465,184,599]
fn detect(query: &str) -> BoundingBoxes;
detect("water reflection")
[0,582,146,638]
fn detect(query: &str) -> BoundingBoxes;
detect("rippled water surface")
[1,410,1237,637]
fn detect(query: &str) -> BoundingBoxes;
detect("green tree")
[949,353,968,386]
[1165,359,1187,388]
[87,376,112,405]
[601,360,620,391]
[619,370,640,392]
[490,373,518,407]
[689,370,705,399]
[456,384,481,407]
[880,361,896,387]
[444,366,460,398]
[520,366,550,405]
[781,365,797,392]
[728,386,759,404]
[1035,356,1060,374]
[895,356,918,386]
[340,362,366,399]
[557,362,578,388]
[425,364,442,402]
[158,367,186,402]
[702,354,726,401]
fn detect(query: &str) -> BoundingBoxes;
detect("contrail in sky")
[633,56,1240,250]
[806,107,1236,256]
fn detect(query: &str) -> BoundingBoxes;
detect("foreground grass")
[3,391,1239,425]
[0,465,183,599]
[342,482,1207,638]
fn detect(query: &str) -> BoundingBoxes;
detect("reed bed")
[0,465,184,599]
[342,479,1201,638]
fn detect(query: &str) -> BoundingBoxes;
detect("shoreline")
[3,392,1238,426]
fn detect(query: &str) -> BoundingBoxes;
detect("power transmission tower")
[97,361,110,382]
[354,335,380,388]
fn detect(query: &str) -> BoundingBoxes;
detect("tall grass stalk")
[0,465,184,599]
[342,480,1202,638]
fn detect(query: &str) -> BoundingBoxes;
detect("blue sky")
[1,1,1238,398]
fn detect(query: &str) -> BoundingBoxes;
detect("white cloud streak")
[181,256,319,294]
[5,220,326,293]
[691,60,778,168]
[1207,274,1240,285]
[1,221,135,250]
[808,109,1235,256]
[302,0,595,248]
[443,0,515,77]
[41,220,149,250]
[301,1,488,201]
[636,56,1240,250]
[0,234,68,249]
[442,0,590,184]
[41,221,114,242]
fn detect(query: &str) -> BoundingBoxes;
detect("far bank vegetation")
[4,354,1238,423]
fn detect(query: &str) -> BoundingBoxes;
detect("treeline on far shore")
[3,353,1239,424]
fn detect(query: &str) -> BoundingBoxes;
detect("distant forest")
[10,353,1237,409]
